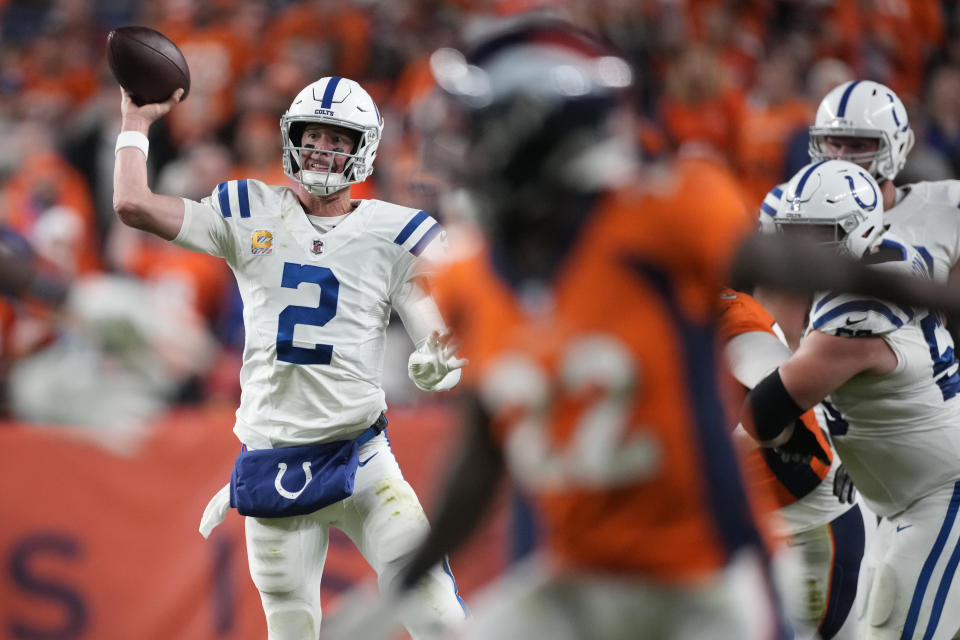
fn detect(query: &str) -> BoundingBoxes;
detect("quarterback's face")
[822,135,879,165]
[300,123,357,174]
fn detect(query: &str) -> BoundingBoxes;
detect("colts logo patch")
[251,230,273,255]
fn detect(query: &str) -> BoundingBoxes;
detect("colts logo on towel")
[251,230,273,255]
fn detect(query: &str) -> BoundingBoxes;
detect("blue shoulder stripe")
[811,300,906,330]
[814,292,840,313]
[217,182,232,218]
[394,211,429,245]
[761,202,777,216]
[771,186,783,198]
[409,222,442,256]
[238,179,251,218]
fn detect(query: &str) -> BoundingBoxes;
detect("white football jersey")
[807,236,960,517]
[761,179,960,281]
[884,180,960,281]
[174,179,445,446]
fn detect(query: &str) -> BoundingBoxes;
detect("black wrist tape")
[742,369,804,443]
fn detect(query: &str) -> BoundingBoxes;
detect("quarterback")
[112,76,466,639]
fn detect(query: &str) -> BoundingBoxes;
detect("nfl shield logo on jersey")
[312,239,324,254]
[251,230,273,255]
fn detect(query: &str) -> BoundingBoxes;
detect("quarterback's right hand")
[408,331,468,392]
[120,87,184,127]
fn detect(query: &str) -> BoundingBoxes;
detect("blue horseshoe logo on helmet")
[844,171,878,210]
[887,93,908,132]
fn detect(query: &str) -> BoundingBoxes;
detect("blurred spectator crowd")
[0,0,959,434]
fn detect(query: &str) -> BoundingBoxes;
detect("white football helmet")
[280,76,383,196]
[776,159,885,259]
[808,80,914,183]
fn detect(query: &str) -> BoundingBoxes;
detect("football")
[106,26,190,106]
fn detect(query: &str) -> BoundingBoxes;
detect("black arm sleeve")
[741,368,805,444]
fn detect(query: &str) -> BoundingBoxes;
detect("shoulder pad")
[911,179,960,207]
[718,289,776,340]
[363,201,444,258]
[865,236,934,279]
[205,179,280,220]
[809,291,914,337]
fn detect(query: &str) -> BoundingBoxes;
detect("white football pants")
[243,432,466,640]
[856,480,960,639]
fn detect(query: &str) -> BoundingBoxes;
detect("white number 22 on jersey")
[480,333,661,490]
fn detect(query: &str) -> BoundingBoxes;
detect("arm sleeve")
[741,368,806,445]
[724,331,794,389]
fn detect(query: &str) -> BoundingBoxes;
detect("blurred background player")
[396,17,792,640]
[719,286,868,639]
[112,75,467,639]
[743,160,960,640]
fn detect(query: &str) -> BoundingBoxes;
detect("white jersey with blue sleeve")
[761,180,960,281]
[884,180,960,281]
[808,237,960,517]
[173,179,446,447]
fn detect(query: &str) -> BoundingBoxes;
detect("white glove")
[199,483,231,539]
[408,331,468,392]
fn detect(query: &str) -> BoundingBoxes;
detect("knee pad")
[265,606,316,640]
[864,564,897,628]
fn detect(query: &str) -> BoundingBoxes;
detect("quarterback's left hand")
[408,331,468,392]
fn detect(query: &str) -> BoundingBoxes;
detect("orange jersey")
[432,160,769,583]
[717,288,832,508]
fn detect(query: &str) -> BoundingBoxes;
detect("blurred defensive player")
[112,76,467,639]
[720,287,869,639]
[744,160,960,640]
[398,18,792,639]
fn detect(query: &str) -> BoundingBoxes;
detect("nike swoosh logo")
[896,523,913,532]
[358,453,378,467]
[845,317,866,325]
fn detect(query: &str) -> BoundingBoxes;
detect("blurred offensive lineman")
[396,19,794,640]
[743,160,960,639]
[112,77,467,639]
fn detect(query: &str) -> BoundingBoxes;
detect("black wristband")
[742,369,804,444]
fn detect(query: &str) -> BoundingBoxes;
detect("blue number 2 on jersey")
[276,262,339,365]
